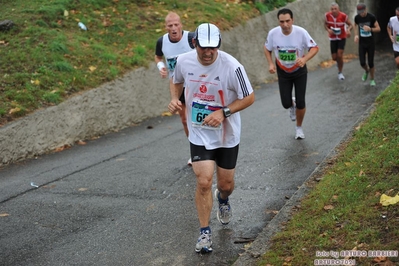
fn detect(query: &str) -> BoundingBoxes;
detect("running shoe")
[295,126,305,140]
[214,189,231,225]
[362,72,368,81]
[187,158,192,166]
[370,80,376,86]
[289,97,296,121]
[195,230,212,253]
[338,73,345,80]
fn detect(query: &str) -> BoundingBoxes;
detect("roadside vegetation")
[258,73,399,265]
[0,0,293,126]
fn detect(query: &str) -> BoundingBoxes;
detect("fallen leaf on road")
[55,144,71,152]
[380,193,399,206]
[76,140,86,145]
[9,107,21,114]
[162,111,173,116]
[31,79,40,85]
[323,205,334,210]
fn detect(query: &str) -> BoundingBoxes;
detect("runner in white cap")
[168,22,255,253]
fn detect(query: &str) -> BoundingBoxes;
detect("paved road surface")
[0,42,395,266]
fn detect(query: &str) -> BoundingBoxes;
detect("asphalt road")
[0,42,396,266]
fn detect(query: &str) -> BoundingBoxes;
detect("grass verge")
[258,74,399,265]
[0,0,293,126]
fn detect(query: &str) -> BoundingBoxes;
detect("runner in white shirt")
[174,49,251,149]
[387,6,399,69]
[168,23,254,254]
[264,8,318,140]
[154,12,195,165]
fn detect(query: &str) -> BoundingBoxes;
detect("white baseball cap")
[195,23,221,48]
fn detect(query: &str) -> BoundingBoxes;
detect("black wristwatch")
[223,107,231,118]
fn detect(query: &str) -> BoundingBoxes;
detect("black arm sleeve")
[155,37,163,56]
[187,32,195,49]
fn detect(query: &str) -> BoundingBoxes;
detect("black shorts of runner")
[190,143,239,170]
[394,51,399,59]
[330,39,346,54]
[179,87,186,104]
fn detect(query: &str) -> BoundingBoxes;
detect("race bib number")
[331,27,341,35]
[278,48,297,63]
[191,100,223,130]
[360,26,372,37]
[166,56,178,71]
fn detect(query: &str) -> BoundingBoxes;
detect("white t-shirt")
[265,25,318,73]
[173,50,254,149]
[388,16,399,52]
[162,30,193,78]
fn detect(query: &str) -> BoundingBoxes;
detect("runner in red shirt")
[324,2,353,80]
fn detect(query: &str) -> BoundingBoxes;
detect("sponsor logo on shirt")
[199,84,207,93]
